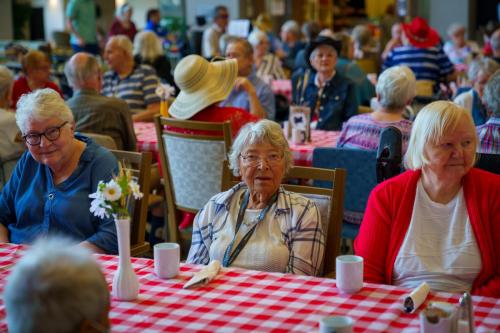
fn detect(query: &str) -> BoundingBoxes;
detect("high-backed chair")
[222,162,346,277]
[313,148,378,251]
[154,116,232,253]
[475,153,500,174]
[110,150,152,257]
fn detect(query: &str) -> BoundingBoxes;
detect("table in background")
[0,243,498,332]
[271,79,292,102]
[135,122,339,168]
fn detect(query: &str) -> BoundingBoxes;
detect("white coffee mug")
[154,243,180,279]
[319,316,354,333]
[292,128,306,144]
[336,255,363,294]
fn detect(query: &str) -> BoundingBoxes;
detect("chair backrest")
[110,150,152,257]
[313,147,378,240]
[475,153,500,174]
[83,132,118,150]
[222,161,346,277]
[355,58,378,74]
[155,116,232,244]
[358,105,372,114]
[415,80,434,97]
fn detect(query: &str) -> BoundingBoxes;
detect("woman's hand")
[0,224,10,243]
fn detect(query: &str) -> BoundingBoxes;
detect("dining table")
[134,122,340,167]
[0,243,498,332]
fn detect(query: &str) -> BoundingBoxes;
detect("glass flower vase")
[112,216,139,301]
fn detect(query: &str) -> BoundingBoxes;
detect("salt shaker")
[458,292,475,333]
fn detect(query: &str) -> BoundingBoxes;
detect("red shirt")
[11,76,63,109]
[108,19,137,42]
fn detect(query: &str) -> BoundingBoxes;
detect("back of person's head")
[4,237,110,333]
[351,25,372,48]
[21,50,50,73]
[0,65,14,101]
[16,88,74,133]
[483,69,500,117]
[301,21,321,41]
[248,30,269,48]
[467,57,499,82]
[404,101,476,170]
[376,65,416,110]
[64,52,100,89]
[331,32,352,59]
[107,35,133,58]
[133,30,163,62]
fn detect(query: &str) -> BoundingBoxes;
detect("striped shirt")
[383,45,454,83]
[101,64,160,112]
[337,113,413,153]
[256,54,286,82]
[477,117,500,154]
[187,183,324,276]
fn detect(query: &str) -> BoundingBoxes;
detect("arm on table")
[80,240,106,254]
[132,103,160,122]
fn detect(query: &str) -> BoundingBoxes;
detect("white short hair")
[133,30,164,62]
[15,88,74,134]
[404,101,477,170]
[376,65,416,110]
[447,23,465,37]
[248,30,268,48]
[281,20,300,35]
[107,35,133,58]
[0,65,14,99]
[228,120,292,176]
[467,57,499,82]
[4,237,109,333]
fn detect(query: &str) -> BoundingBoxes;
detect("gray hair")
[483,69,500,117]
[227,38,254,57]
[404,101,477,170]
[447,23,465,37]
[467,57,499,82]
[15,88,74,134]
[0,65,14,100]
[133,30,164,62]
[491,29,500,51]
[281,20,300,35]
[352,25,372,47]
[64,52,100,89]
[4,237,109,333]
[376,65,416,110]
[228,120,292,176]
[116,2,132,19]
[107,35,133,58]
[248,30,269,48]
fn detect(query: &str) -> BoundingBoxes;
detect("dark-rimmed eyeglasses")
[22,121,68,146]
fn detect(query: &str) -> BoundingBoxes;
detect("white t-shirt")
[393,179,481,293]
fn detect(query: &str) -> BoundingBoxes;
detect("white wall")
[185,0,239,27]
[128,0,158,30]
[429,0,470,40]
[31,0,66,43]
[0,0,13,39]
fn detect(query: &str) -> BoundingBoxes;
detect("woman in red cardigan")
[355,101,500,298]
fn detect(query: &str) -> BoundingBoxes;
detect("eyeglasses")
[240,152,283,167]
[23,121,68,146]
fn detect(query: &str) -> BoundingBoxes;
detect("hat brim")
[304,37,342,69]
[169,59,238,119]
[402,24,440,48]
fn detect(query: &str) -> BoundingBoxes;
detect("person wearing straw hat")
[169,54,260,137]
[383,17,455,85]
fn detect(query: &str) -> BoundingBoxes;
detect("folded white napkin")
[183,260,221,289]
[403,281,430,313]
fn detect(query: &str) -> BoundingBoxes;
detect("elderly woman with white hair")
[477,70,500,154]
[355,101,500,297]
[454,57,499,125]
[133,30,175,88]
[4,237,110,332]
[278,20,305,71]
[248,30,285,83]
[102,35,161,122]
[187,120,324,276]
[108,2,137,41]
[443,23,479,67]
[0,89,118,254]
[337,65,415,152]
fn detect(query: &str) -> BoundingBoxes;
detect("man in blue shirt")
[221,38,275,120]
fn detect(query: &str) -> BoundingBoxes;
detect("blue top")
[292,70,358,131]
[0,135,119,254]
[220,69,276,120]
[145,21,167,38]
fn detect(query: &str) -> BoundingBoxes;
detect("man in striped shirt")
[102,35,161,122]
[383,17,455,85]
[477,70,500,154]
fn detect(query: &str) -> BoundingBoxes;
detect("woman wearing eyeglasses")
[0,89,119,254]
[187,120,324,276]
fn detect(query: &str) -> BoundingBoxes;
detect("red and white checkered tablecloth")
[271,79,293,103]
[0,244,498,333]
[289,130,340,166]
[135,122,158,157]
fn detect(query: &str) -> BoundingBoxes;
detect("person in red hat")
[382,17,455,86]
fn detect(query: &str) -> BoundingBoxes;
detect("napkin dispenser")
[420,301,458,333]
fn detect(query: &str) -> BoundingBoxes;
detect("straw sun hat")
[169,55,238,119]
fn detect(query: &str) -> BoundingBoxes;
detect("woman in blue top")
[0,89,118,254]
[292,36,358,131]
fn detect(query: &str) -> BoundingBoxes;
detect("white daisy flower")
[89,197,111,219]
[129,181,143,200]
[103,180,122,202]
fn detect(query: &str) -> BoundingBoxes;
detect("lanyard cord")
[222,190,278,267]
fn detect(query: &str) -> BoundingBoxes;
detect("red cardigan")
[354,168,500,298]
[11,76,63,109]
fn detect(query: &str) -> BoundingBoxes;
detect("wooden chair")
[355,58,378,74]
[110,150,152,257]
[358,105,373,114]
[415,80,434,97]
[221,162,346,277]
[154,116,232,254]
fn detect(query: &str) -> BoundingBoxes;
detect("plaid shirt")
[187,183,324,276]
[477,117,500,154]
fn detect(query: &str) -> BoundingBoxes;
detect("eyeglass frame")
[239,151,284,167]
[22,121,69,146]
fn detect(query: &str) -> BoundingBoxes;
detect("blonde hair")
[376,65,416,110]
[21,50,50,73]
[107,35,133,58]
[404,101,477,170]
[133,30,164,62]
